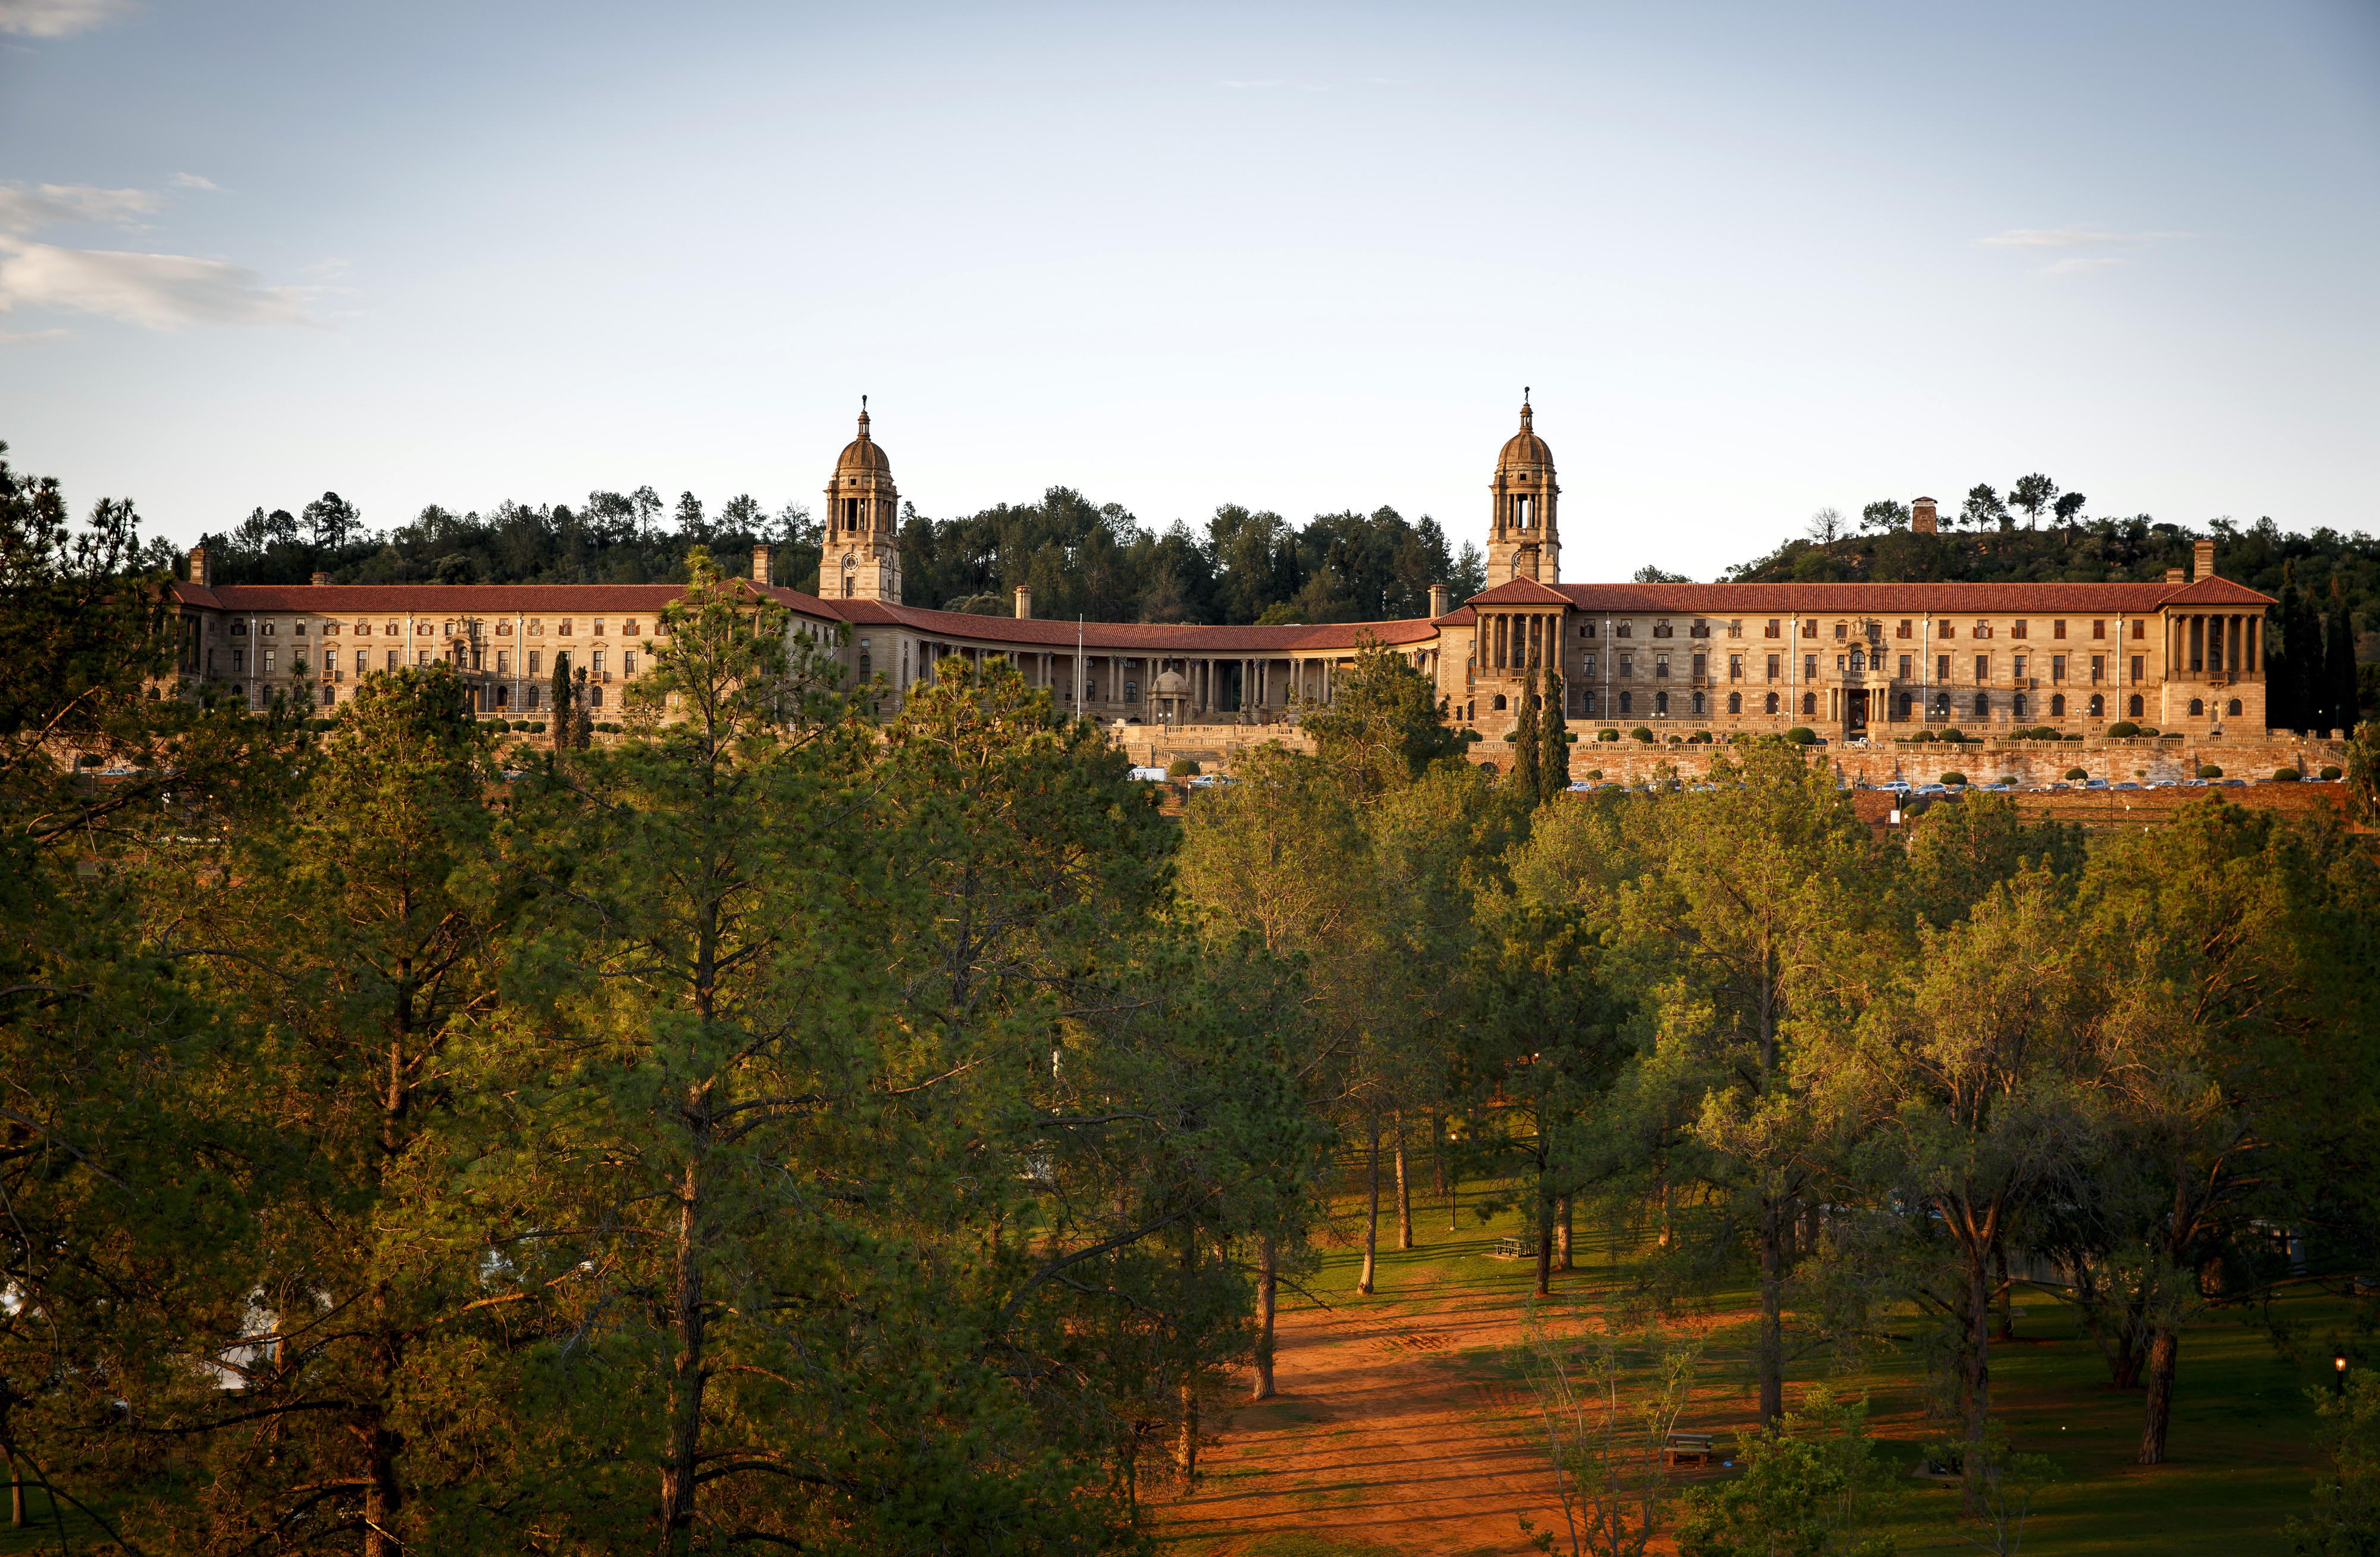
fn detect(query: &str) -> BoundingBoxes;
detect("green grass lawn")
[1226,1169,2345,1556]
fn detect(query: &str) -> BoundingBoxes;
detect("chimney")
[1429,582,1449,619]
[750,544,772,584]
[2165,567,2185,584]
[188,545,210,587]
[1014,583,1034,620]
[310,571,333,587]
[1911,496,1938,535]
[2192,538,2216,580]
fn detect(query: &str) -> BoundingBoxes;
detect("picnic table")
[1489,1234,1527,1260]
[1664,1431,1716,1467]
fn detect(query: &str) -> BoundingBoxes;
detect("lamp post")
[2337,1352,2351,1397]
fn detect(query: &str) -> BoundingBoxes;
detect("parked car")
[1187,773,1234,789]
[2113,781,2142,790]
[2084,778,2110,790]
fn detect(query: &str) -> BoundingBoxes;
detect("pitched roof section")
[1468,577,1573,606]
[1510,579,2274,614]
[831,599,1442,653]
[171,578,845,623]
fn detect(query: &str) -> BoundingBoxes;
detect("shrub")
[2197,764,2223,779]
[1501,731,1518,742]
[1784,726,1818,746]
[1584,769,1604,781]
[1598,728,1620,742]
[1939,728,1967,744]
[1939,771,1968,787]
[1631,726,1653,743]
[2065,767,2088,781]
[1909,729,1937,743]
[2322,765,2343,781]
[511,719,532,731]
[1562,731,1579,743]
[2107,721,2140,738]
[1166,758,1200,778]
[527,721,547,733]
[2275,768,2302,783]
[1686,730,1712,744]
[1461,729,1484,742]
[1667,734,1683,745]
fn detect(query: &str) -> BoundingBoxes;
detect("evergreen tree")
[2326,575,2360,731]
[2287,562,2326,732]
[549,648,573,750]
[1512,667,1543,801]
[1539,667,1570,801]
[2271,564,2301,730]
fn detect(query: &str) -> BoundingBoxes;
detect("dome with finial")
[1498,390,1552,470]
[835,398,892,477]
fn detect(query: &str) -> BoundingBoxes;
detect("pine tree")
[1512,667,1542,801]
[2325,575,2359,731]
[1539,667,1570,802]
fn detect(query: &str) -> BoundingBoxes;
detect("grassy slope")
[1164,1174,2341,1557]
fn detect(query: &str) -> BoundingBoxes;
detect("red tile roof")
[832,599,1442,652]
[173,579,844,621]
[1524,579,2273,614]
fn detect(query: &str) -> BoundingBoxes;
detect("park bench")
[1664,1431,1716,1468]
[1489,1234,1527,1261]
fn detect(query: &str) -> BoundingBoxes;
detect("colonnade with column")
[2168,612,2259,679]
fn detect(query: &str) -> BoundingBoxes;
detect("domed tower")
[1487,393,1559,584]
[825,398,901,602]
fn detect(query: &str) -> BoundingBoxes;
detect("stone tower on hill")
[826,399,901,602]
[1486,393,1559,585]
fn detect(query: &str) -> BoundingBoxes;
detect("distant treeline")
[189,486,1486,626]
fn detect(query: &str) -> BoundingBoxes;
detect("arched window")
[1897,692,1912,717]
[2188,698,2204,716]
[1655,691,1670,715]
[1728,692,1742,714]
[1764,692,1780,715]
[2013,693,2028,719]
[2088,694,2103,717]
[1492,694,1507,711]
[1934,692,1950,717]
[2049,693,2065,717]
[1583,689,1598,716]
[2227,698,2241,717]
[1619,691,1633,714]
[1692,691,1706,715]
[1802,692,1817,717]
[2128,694,2144,718]
[1973,693,1990,717]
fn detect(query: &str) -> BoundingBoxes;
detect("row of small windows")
[1512,689,2239,724]
[226,618,646,637]
[1573,618,2150,642]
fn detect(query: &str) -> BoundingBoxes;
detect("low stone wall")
[1534,733,2348,790]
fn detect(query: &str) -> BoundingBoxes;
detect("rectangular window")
[2131,655,2144,681]
[1975,655,1989,683]
[293,621,306,636]
[1690,653,1705,677]
[1619,654,1634,678]
[1126,679,1139,703]
[558,620,572,635]
[1583,654,1597,677]
[497,650,510,674]
[1580,621,1596,638]
[355,650,367,673]
[1728,620,1743,638]
[2013,620,2029,639]
[1764,619,1780,639]
[1802,620,1818,638]
[528,651,541,676]
[2093,620,2106,639]
[2013,654,2027,680]
[1897,620,1912,639]
[624,651,637,674]
[263,649,276,674]
[1803,654,1816,681]
[417,650,430,666]
[593,621,605,637]
[2052,654,2065,682]
[1974,621,1990,638]
[232,648,245,673]
[2053,620,2066,639]
[1655,654,1670,679]
[1765,654,1780,680]
[592,651,606,677]
[1833,622,1847,639]
[2131,620,2145,639]
[1899,654,1912,679]
[2090,655,2104,683]
[387,650,399,671]
[1728,654,1742,680]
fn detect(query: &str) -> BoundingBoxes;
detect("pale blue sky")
[3,1,2375,580]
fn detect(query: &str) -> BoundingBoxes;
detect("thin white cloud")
[0,326,74,345]
[2043,255,2127,275]
[0,240,318,330]
[169,172,220,191]
[1980,226,2186,249]
[0,0,135,36]
[0,181,162,232]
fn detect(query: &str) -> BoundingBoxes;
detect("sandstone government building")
[167,401,2279,746]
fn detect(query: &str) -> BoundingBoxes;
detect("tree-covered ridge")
[189,483,1486,626]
